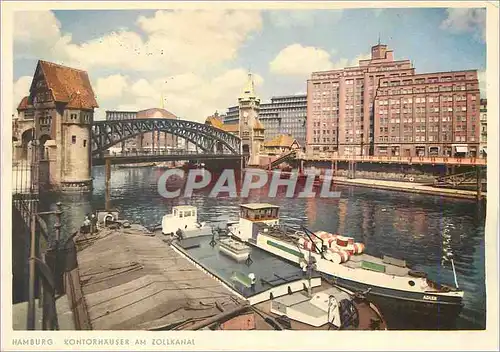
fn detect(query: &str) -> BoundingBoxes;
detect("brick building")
[374,71,481,157]
[306,42,481,157]
[307,43,414,156]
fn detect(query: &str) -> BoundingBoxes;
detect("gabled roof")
[17,96,33,111]
[205,114,239,133]
[221,124,239,133]
[32,60,98,110]
[264,134,300,148]
[205,115,224,129]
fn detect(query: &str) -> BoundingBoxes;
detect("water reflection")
[40,166,485,329]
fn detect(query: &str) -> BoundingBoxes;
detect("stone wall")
[62,124,91,183]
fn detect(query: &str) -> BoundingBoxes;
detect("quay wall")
[331,177,484,200]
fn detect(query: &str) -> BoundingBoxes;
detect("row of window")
[379,114,473,124]
[380,74,472,87]
[378,95,475,105]
[377,85,478,95]
[378,106,471,114]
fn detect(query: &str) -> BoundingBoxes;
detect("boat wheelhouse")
[161,205,210,237]
[229,203,280,243]
[231,203,464,325]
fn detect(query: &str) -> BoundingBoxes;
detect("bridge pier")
[347,160,357,179]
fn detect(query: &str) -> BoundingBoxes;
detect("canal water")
[38,165,486,330]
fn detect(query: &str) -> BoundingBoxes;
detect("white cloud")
[97,69,264,123]
[269,44,335,76]
[94,74,129,100]
[270,44,372,77]
[440,8,486,42]
[268,10,342,28]
[13,10,266,123]
[13,76,33,116]
[349,53,372,66]
[14,10,263,74]
[14,11,70,60]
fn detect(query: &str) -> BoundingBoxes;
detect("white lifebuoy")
[409,177,415,182]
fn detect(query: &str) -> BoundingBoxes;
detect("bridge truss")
[91,118,241,156]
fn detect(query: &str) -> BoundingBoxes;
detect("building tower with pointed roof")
[238,73,264,166]
[25,60,98,192]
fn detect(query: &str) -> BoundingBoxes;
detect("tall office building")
[373,71,481,157]
[307,43,414,156]
[307,42,481,157]
[223,94,307,146]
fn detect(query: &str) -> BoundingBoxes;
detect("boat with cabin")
[161,205,211,237]
[172,234,387,330]
[218,237,252,262]
[228,203,464,324]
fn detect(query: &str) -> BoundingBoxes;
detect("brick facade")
[307,43,481,158]
[374,71,481,157]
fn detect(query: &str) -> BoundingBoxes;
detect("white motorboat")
[161,205,209,237]
[218,237,251,261]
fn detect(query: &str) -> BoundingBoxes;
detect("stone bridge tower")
[25,60,98,192]
[238,73,264,166]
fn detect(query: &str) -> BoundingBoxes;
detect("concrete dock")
[332,177,485,200]
[13,297,75,330]
[72,226,245,330]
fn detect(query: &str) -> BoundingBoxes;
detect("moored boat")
[161,205,211,237]
[229,203,464,326]
[218,237,252,262]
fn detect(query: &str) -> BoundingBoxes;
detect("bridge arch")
[91,118,241,156]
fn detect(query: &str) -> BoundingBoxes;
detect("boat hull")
[251,234,463,329]
[325,275,463,329]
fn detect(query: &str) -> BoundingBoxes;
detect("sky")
[13,7,487,122]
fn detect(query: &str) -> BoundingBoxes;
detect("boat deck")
[74,227,245,330]
[342,253,411,277]
[173,235,310,299]
[254,224,413,277]
[72,224,387,331]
